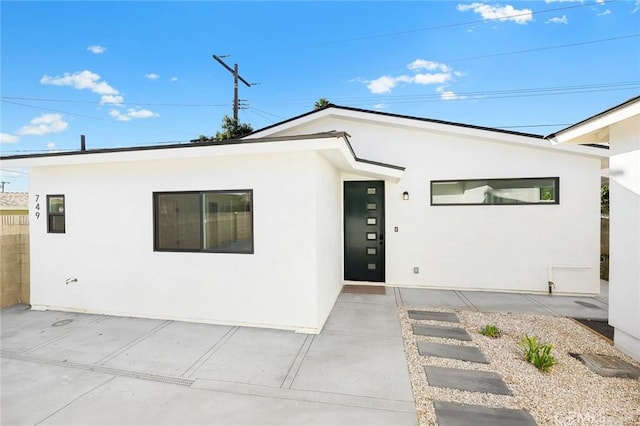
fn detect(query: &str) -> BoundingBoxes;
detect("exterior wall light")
[403,191,409,200]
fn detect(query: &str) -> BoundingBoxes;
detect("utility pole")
[212,55,253,121]
[0,181,9,193]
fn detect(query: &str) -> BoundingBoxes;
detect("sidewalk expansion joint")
[192,378,416,413]
[1,350,195,387]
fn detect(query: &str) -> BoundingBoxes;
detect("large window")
[431,178,559,206]
[154,190,253,253]
[47,195,65,233]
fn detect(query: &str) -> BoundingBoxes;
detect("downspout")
[547,265,591,294]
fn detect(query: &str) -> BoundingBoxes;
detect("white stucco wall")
[273,115,602,294]
[314,154,343,325]
[608,118,640,360]
[27,150,340,332]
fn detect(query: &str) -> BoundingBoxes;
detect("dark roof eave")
[0,131,350,161]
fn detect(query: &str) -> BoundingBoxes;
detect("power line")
[274,1,618,51]
[5,81,636,111]
[441,34,639,64]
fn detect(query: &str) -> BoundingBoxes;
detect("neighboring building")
[0,192,30,307]
[0,106,606,333]
[548,96,640,361]
[0,192,28,216]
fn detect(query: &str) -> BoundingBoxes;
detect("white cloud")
[598,9,611,16]
[633,1,639,13]
[457,3,533,24]
[372,103,387,110]
[41,70,119,95]
[367,76,400,94]
[170,76,178,82]
[414,73,451,85]
[408,59,451,73]
[17,113,68,136]
[47,142,56,150]
[546,15,569,24]
[144,73,160,80]
[109,108,159,122]
[0,133,19,144]
[100,94,124,105]
[363,59,459,94]
[544,0,583,3]
[437,87,466,101]
[87,45,106,54]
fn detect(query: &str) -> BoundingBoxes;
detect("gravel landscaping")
[399,307,640,425]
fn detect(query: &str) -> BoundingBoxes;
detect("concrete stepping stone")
[424,365,512,395]
[570,353,640,379]
[412,323,472,341]
[407,310,459,323]
[418,341,488,363]
[434,401,537,426]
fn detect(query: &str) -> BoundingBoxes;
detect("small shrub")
[480,324,501,338]
[520,335,557,372]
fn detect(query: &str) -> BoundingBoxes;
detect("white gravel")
[399,307,640,426]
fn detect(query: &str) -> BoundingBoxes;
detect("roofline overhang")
[246,104,607,160]
[546,95,640,145]
[1,131,405,182]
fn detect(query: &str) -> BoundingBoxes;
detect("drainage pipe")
[547,265,591,295]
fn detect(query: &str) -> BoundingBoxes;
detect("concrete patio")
[1,283,609,425]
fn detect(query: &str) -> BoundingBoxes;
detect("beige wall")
[1,215,29,307]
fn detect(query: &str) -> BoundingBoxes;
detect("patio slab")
[400,289,471,309]
[190,327,307,387]
[434,401,537,426]
[36,375,417,426]
[104,321,234,377]
[322,299,401,337]
[291,332,414,401]
[418,341,488,363]
[27,315,167,364]
[0,358,114,426]
[425,365,512,395]
[412,323,472,341]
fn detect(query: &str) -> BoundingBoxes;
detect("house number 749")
[34,194,40,219]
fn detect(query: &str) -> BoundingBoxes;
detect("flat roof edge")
[0,132,349,161]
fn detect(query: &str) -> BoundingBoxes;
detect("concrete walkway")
[1,283,608,425]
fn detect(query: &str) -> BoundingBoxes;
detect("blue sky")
[1,1,639,191]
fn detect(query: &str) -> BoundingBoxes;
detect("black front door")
[344,181,385,282]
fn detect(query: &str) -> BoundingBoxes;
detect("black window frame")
[430,177,560,206]
[47,194,66,233]
[153,190,254,254]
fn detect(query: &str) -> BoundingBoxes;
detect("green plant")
[520,335,557,372]
[480,324,501,338]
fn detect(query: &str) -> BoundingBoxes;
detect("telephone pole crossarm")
[212,54,254,120]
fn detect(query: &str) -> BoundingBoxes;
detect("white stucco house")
[548,95,640,361]
[1,105,607,333]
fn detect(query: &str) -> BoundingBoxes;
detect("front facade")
[549,96,640,361]
[2,107,605,333]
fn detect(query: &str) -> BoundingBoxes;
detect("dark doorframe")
[343,181,385,282]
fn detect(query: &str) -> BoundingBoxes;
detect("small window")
[47,195,65,233]
[431,178,559,206]
[154,190,253,253]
